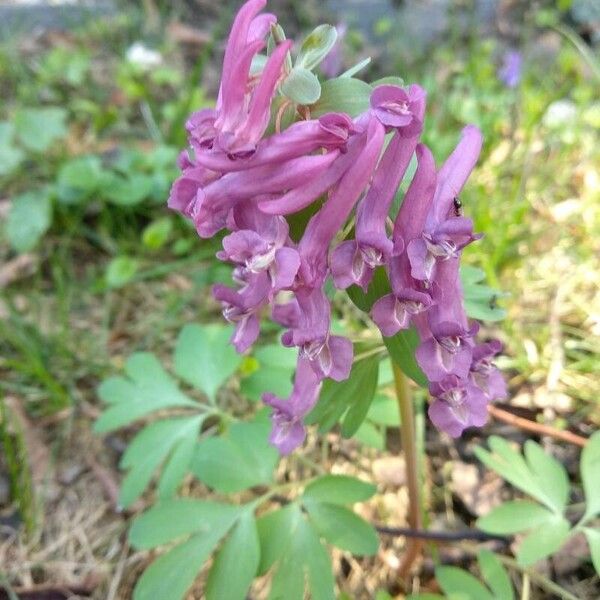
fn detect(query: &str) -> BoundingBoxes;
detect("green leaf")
[581,431,600,521]
[476,501,556,535]
[306,353,379,432]
[383,328,428,387]
[304,501,379,555]
[119,416,202,508]
[94,352,198,432]
[296,24,338,71]
[341,355,380,437]
[367,394,400,427]
[303,475,376,505]
[281,67,322,105]
[583,527,600,576]
[269,544,305,600]
[58,155,103,191]
[142,217,172,250]
[132,532,223,600]
[241,344,296,402]
[340,57,372,78]
[206,510,260,600]
[174,323,242,400]
[524,440,570,513]
[105,256,139,288]
[371,76,405,87]
[296,519,335,600]
[355,421,385,450]
[516,515,571,566]
[435,565,494,600]
[129,499,240,549]
[474,437,548,505]
[311,77,372,117]
[105,173,154,206]
[5,190,52,253]
[14,107,67,152]
[157,418,202,499]
[191,418,278,493]
[477,550,514,600]
[257,503,302,575]
[0,122,24,175]
[461,265,506,322]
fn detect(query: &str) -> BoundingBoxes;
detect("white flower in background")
[126,42,162,69]
[543,100,578,128]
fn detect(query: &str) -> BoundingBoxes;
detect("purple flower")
[212,272,271,352]
[263,357,322,454]
[331,130,419,290]
[191,151,340,237]
[195,112,355,173]
[297,116,385,288]
[428,375,488,437]
[279,287,353,381]
[370,144,436,335]
[407,125,483,287]
[218,213,300,290]
[370,84,426,135]
[498,50,522,89]
[470,340,507,400]
[168,0,505,451]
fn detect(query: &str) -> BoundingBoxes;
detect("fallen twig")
[488,405,588,447]
[376,525,509,543]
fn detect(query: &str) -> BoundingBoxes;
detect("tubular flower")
[169,0,505,452]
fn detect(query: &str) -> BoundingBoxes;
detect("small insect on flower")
[453,196,463,216]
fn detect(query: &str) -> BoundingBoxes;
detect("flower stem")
[392,362,424,579]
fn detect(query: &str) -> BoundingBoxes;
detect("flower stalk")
[392,361,424,578]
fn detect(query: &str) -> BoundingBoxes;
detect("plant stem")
[498,554,580,600]
[392,363,423,578]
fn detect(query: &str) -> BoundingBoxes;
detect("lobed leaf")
[129,499,240,550]
[435,565,494,600]
[6,190,52,253]
[206,510,260,600]
[516,515,571,566]
[477,550,514,600]
[304,500,379,556]
[476,500,556,535]
[581,431,600,521]
[303,475,376,505]
[94,352,197,432]
[174,323,242,400]
[295,24,338,71]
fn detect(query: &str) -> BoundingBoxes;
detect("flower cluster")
[168,0,505,454]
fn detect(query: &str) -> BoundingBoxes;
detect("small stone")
[372,456,406,487]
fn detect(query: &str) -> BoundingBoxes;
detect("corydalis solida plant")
[168,0,506,454]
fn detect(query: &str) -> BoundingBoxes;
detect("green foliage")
[311,77,372,117]
[476,433,600,570]
[281,67,322,105]
[0,122,24,176]
[191,418,278,493]
[13,107,67,152]
[460,265,507,322]
[105,256,139,288]
[0,400,37,535]
[295,24,338,71]
[410,550,514,600]
[174,323,242,402]
[5,190,52,253]
[303,474,376,505]
[306,351,379,434]
[240,344,296,402]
